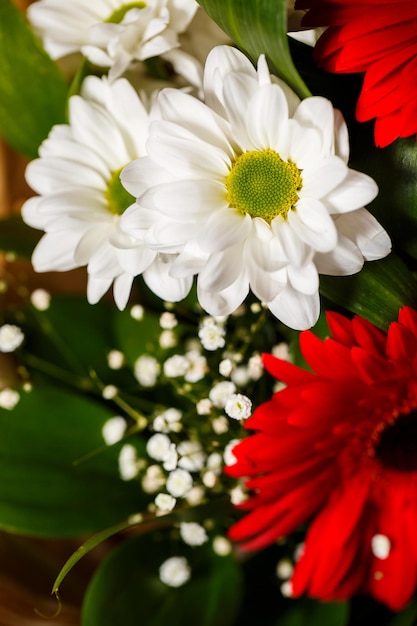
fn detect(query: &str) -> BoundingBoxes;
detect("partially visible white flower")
[247,354,263,380]
[107,349,125,369]
[102,384,118,400]
[0,325,24,352]
[30,288,51,310]
[0,388,20,410]
[153,407,182,432]
[209,381,236,409]
[160,311,177,329]
[206,452,223,474]
[163,354,189,378]
[225,393,252,420]
[22,75,189,310]
[231,366,250,387]
[120,45,390,330]
[230,484,248,505]
[179,522,208,546]
[159,556,191,587]
[185,485,205,506]
[159,329,177,349]
[212,536,232,556]
[155,492,176,512]
[198,317,226,351]
[130,304,144,320]
[102,416,127,445]
[219,358,233,377]
[272,342,292,361]
[196,398,212,415]
[134,355,160,387]
[223,439,241,466]
[28,0,198,82]
[146,433,171,461]
[211,416,229,434]
[177,440,206,471]
[184,350,207,382]
[163,443,178,471]
[142,464,165,493]
[118,444,139,480]
[166,468,193,497]
[276,558,294,580]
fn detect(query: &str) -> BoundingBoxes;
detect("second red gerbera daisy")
[296,0,417,147]
[226,306,417,610]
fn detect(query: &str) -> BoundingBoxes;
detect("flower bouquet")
[1,0,417,624]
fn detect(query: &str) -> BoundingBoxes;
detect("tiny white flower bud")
[159,556,191,587]
[107,349,125,370]
[160,312,178,329]
[30,288,51,311]
[0,388,20,410]
[225,393,252,420]
[134,355,160,387]
[118,444,139,481]
[130,305,144,320]
[146,433,171,461]
[212,536,232,556]
[155,492,176,512]
[166,468,193,497]
[209,381,236,409]
[179,522,208,546]
[102,416,126,445]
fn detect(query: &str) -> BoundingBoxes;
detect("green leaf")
[0,385,147,537]
[276,598,349,626]
[113,307,163,366]
[0,0,67,157]
[0,216,40,257]
[320,254,417,330]
[82,531,243,626]
[388,601,417,626]
[196,0,310,98]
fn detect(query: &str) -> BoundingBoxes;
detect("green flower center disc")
[106,168,135,215]
[106,2,146,24]
[226,148,302,222]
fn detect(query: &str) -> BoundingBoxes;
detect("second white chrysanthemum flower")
[120,45,391,330]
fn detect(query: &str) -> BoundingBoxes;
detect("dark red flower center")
[375,412,417,472]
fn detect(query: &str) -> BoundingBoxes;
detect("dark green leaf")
[320,254,417,330]
[113,307,162,366]
[0,216,40,257]
[82,531,243,626]
[0,0,67,157]
[388,600,417,626]
[276,598,349,626]
[0,385,147,537]
[196,0,310,98]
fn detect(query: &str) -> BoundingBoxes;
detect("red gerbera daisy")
[295,0,417,147]
[226,307,417,610]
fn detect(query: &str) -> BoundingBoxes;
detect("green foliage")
[320,254,417,331]
[0,385,147,537]
[81,531,243,626]
[196,0,310,98]
[0,0,67,157]
[276,598,349,626]
[0,217,40,258]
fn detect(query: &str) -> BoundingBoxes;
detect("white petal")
[271,219,313,267]
[32,232,80,272]
[248,263,287,302]
[199,243,245,292]
[74,224,113,265]
[268,286,320,330]
[158,88,233,157]
[140,180,228,218]
[301,155,348,198]
[197,271,249,316]
[223,72,258,149]
[245,218,287,271]
[246,83,289,151]
[314,233,364,275]
[121,157,173,198]
[113,273,134,310]
[26,157,106,195]
[87,275,112,305]
[144,256,193,301]
[293,96,335,158]
[116,242,156,275]
[323,170,379,214]
[287,262,319,295]
[335,209,391,262]
[199,210,251,253]
[289,199,338,253]
[170,241,209,278]
[333,109,350,163]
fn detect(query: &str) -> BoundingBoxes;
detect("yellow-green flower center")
[106,168,135,215]
[226,148,302,223]
[106,2,146,24]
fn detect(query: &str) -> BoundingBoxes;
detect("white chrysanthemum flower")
[159,556,191,587]
[121,45,391,330]
[0,325,24,352]
[22,75,189,310]
[28,0,198,82]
